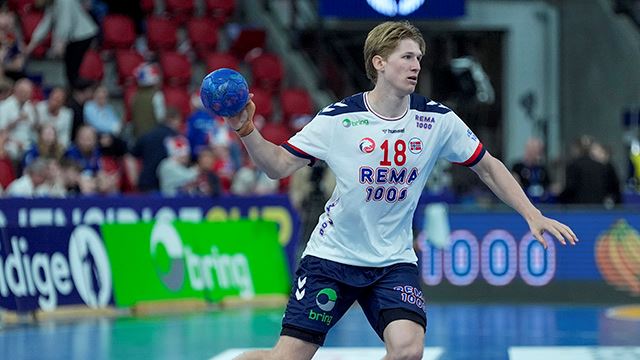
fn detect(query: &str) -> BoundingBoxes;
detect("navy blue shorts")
[281,255,427,345]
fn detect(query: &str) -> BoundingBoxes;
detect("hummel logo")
[295,276,307,300]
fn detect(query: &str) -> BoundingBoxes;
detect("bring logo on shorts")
[308,288,337,325]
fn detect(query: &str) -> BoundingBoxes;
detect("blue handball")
[200,68,249,117]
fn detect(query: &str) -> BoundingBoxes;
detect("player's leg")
[358,263,427,360]
[234,335,319,360]
[381,319,425,360]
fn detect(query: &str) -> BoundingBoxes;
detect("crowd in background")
[0,0,635,209]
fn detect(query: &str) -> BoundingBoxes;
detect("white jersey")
[283,92,485,267]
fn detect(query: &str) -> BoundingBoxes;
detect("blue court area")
[1,303,639,360]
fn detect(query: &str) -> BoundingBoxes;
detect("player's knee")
[387,342,423,360]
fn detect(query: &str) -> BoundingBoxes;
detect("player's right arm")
[224,99,309,179]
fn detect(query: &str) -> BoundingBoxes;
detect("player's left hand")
[526,213,578,248]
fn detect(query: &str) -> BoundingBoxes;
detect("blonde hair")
[363,21,426,84]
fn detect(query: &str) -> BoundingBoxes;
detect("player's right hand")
[224,94,256,131]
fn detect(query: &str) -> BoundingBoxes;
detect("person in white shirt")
[5,158,49,197]
[157,135,198,196]
[0,78,37,161]
[25,0,98,86]
[36,86,73,147]
[224,21,579,360]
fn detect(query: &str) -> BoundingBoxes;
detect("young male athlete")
[226,21,577,360]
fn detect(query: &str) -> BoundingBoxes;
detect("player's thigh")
[383,319,424,359]
[281,256,361,346]
[358,263,427,338]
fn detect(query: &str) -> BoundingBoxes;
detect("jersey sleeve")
[281,113,333,165]
[440,112,486,167]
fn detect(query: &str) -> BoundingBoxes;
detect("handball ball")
[200,68,249,117]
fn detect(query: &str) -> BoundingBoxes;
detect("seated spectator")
[211,142,236,193]
[0,8,26,81]
[5,158,49,197]
[560,135,621,206]
[36,87,73,147]
[0,78,37,161]
[0,128,16,189]
[186,91,218,160]
[22,123,65,169]
[64,124,101,176]
[511,137,551,199]
[129,107,181,192]
[157,135,198,196]
[84,85,123,135]
[58,158,82,196]
[189,147,221,197]
[131,62,165,140]
[66,78,95,141]
[231,151,279,196]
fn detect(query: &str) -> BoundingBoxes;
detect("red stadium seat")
[78,49,104,82]
[281,88,314,123]
[123,85,138,122]
[102,15,136,50]
[206,0,236,25]
[250,53,283,95]
[8,0,35,15]
[187,18,219,60]
[205,52,239,72]
[21,12,50,58]
[230,28,266,60]
[141,0,155,13]
[261,122,292,146]
[163,86,191,119]
[159,51,192,87]
[0,157,16,189]
[115,50,145,86]
[146,16,177,52]
[166,0,194,25]
[249,87,272,120]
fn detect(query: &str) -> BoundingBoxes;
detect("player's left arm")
[470,151,577,248]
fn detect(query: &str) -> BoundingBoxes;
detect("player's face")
[378,39,422,95]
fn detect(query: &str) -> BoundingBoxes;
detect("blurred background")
[0,0,639,359]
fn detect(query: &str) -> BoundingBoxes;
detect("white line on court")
[210,347,445,360]
[509,346,640,360]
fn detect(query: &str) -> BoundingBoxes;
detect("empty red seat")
[0,157,16,189]
[159,51,192,87]
[103,14,136,50]
[261,122,292,145]
[206,0,235,25]
[79,49,104,82]
[166,0,194,25]
[249,87,272,120]
[21,12,50,58]
[146,16,177,52]
[163,86,191,119]
[230,28,266,60]
[205,52,239,72]
[281,88,313,123]
[115,50,145,86]
[250,53,283,95]
[187,18,219,60]
[123,85,138,122]
[141,0,154,13]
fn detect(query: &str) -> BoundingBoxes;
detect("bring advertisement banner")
[0,225,113,312]
[102,221,291,307]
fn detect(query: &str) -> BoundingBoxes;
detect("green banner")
[101,221,290,307]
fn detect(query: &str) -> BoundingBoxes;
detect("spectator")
[129,107,181,192]
[511,137,551,200]
[231,151,279,195]
[66,78,95,141]
[0,129,16,189]
[189,147,221,197]
[22,123,65,168]
[186,91,218,160]
[84,85,127,158]
[64,124,101,176]
[36,86,73,147]
[84,85,122,135]
[157,135,198,196]
[0,78,37,161]
[25,0,98,87]
[0,76,12,100]
[5,158,49,197]
[58,157,82,195]
[131,62,165,139]
[0,8,26,81]
[560,135,621,206]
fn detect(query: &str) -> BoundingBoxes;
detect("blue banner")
[414,206,640,297]
[0,195,302,274]
[319,0,465,19]
[0,225,113,312]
